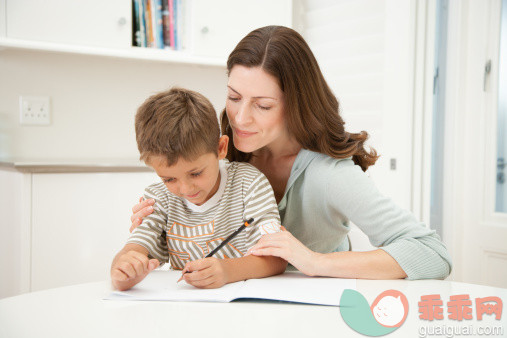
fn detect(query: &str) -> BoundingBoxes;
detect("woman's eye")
[191,171,203,177]
[257,104,271,110]
[227,96,240,102]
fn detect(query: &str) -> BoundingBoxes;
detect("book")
[145,0,154,47]
[153,0,164,48]
[173,0,178,49]
[168,0,175,49]
[176,0,184,50]
[133,0,140,46]
[105,270,356,306]
[162,0,171,48]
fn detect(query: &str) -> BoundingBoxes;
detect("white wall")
[0,50,227,160]
[301,0,419,251]
[301,0,416,212]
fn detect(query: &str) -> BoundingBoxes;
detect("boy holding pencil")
[111,88,286,291]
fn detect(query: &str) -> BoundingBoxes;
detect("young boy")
[111,87,286,291]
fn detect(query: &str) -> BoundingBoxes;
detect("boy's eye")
[163,178,175,183]
[191,171,203,177]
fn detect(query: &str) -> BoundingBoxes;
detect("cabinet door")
[190,0,292,58]
[31,172,159,291]
[6,0,131,48]
[0,0,6,37]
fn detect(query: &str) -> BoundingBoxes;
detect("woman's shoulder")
[298,149,361,177]
[292,149,374,197]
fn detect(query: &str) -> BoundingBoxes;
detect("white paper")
[105,270,244,302]
[234,272,356,306]
[105,270,356,306]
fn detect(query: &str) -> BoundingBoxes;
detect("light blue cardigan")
[278,149,452,280]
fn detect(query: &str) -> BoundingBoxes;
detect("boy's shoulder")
[224,160,266,185]
[143,181,171,200]
[226,160,263,176]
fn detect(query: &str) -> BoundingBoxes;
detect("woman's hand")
[130,197,155,232]
[178,257,229,289]
[247,228,321,276]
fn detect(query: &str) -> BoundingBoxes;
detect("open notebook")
[105,270,356,306]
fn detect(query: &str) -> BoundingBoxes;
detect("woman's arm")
[248,231,406,278]
[251,157,452,280]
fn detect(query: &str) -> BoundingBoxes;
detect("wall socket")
[19,96,51,125]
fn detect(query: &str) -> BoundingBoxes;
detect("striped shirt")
[127,160,281,269]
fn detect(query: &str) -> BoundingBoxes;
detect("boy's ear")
[217,135,229,160]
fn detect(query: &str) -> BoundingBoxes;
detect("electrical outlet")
[19,96,51,125]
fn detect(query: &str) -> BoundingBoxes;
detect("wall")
[0,49,228,160]
[301,0,415,212]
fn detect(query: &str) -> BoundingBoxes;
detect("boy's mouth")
[186,191,200,199]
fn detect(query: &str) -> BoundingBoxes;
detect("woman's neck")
[253,136,302,162]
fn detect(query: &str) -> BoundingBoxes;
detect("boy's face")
[148,136,228,206]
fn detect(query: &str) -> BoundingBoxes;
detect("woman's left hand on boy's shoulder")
[180,257,228,289]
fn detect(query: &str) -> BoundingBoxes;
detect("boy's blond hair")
[135,87,220,165]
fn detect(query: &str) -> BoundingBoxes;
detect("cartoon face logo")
[340,289,409,336]
[371,290,409,327]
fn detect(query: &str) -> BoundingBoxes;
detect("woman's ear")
[217,135,229,160]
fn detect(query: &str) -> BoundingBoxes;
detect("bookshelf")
[0,37,225,67]
[0,0,292,67]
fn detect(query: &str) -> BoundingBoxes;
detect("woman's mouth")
[234,128,257,137]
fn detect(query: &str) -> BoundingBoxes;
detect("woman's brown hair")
[220,25,378,171]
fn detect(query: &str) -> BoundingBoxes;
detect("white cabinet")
[0,0,6,37]
[0,0,292,65]
[0,166,160,297]
[30,171,159,291]
[6,0,131,49]
[190,0,292,58]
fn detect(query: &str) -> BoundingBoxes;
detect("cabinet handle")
[118,17,127,26]
[201,26,209,34]
[484,59,491,91]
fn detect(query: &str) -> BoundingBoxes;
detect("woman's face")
[226,65,287,154]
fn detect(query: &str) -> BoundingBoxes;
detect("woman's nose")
[234,103,252,125]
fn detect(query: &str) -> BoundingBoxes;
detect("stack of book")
[133,0,185,50]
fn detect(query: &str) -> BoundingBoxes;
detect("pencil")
[177,218,254,283]
[205,218,254,258]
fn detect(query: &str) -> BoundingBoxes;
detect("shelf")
[0,38,226,67]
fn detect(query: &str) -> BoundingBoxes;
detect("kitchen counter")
[0,158,153,173]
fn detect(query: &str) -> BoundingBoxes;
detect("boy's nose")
[178,181,194,195]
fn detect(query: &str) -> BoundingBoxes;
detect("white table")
[1,276,506,338]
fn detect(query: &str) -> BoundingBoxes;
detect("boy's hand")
[180,257,229,289]
[111,250,159,290]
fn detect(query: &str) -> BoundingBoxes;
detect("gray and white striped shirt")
[127,160,281,270]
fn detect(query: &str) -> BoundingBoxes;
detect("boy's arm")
[223,254,287,282]
[181,254,287,288]
[111,243,159,291]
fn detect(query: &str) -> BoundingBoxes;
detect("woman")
[131,26,452,280]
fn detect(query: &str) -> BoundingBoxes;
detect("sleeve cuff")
[380,237,452,280]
